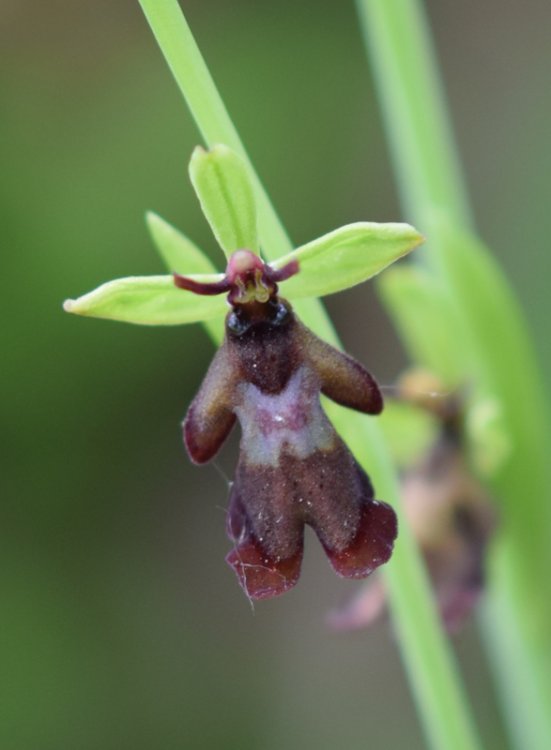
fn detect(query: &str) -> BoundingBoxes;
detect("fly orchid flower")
[64,144,424,600]
[329,370,497,631]
[176,248,396,598]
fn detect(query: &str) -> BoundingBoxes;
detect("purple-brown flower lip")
[177,248,395,600]
[173,249,299,306]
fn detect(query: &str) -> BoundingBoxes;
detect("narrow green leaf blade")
[273,222,423,299]
[63,274,227,326]
[189,144,259,258]
[378,265,468,387]
[146,211,219,275]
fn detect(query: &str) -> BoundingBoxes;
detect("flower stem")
[137,1,483,748]
[137,0,291,260]
[356,1,551,748]
[356,0,472,234]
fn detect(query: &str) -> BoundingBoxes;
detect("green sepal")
[63,274,227,326]
[379,254,511,478]
[272,222,423,300]
[189,144,259,258]
[146,211,225,341]
[466,396,511,477]
[146,211,218,275]
[378,265,468,388]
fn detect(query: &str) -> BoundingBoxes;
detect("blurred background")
[2,1,549,748]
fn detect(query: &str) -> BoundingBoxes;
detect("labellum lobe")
[178,250,397,599]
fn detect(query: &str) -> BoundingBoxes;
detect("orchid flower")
[64,144,423,599]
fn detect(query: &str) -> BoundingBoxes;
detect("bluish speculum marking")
[236,367,335,467]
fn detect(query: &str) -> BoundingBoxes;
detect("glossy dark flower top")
[175,250,397,600]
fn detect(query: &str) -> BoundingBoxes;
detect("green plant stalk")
[136,2,483,748]
[355,0,472,236]
[357,1,551,747]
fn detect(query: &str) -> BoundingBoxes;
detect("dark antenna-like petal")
[267,259,300,284]
[173,273,231,296]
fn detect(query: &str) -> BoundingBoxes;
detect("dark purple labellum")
[176,250,397,599]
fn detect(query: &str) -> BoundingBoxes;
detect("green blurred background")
[2,1,549,748]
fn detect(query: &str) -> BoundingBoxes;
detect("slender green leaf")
[63,274,227,326]
[189,144,259,258]
[274,222,423,300]
[428,218,551,580]
[146,211,219,275]
[378,265,468,388]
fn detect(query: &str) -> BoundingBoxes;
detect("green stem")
[356,0,472,235]
[357,1,551,748]
[137,2,483,748]
[137,0,290,260]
